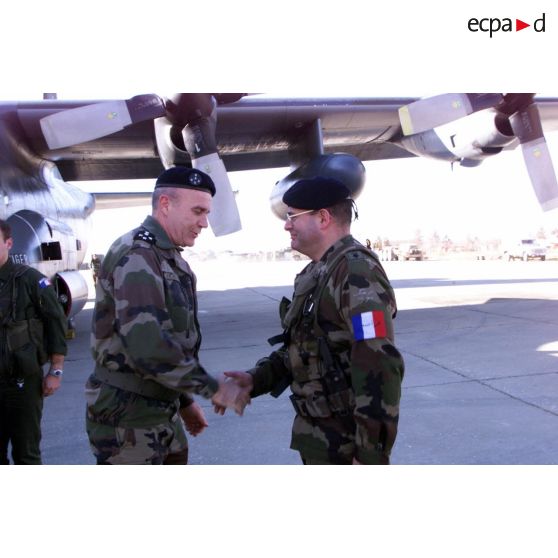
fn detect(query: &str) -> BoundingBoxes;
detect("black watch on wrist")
[48,369,63,378]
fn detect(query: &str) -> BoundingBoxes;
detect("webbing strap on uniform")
[295,246,376,414]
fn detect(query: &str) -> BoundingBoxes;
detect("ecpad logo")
[468,13,546,37]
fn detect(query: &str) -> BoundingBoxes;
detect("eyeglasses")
[285,209,316,222]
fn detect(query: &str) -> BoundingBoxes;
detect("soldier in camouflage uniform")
[90,253,104,286]
[0,219,67,464]
[86,167,249,465]
[222,177,405,464]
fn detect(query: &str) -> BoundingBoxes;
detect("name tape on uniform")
[351,310,387,341]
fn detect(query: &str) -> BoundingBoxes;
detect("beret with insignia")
[155,166,216,197]
[282,176,350,209]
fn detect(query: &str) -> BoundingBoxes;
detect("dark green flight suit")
[0,259,67,464]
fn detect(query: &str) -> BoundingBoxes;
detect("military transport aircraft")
[1,92,558,322]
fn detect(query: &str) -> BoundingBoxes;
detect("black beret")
[155,166,216,197]
[282,176,350,209]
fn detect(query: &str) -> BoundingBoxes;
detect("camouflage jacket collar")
[141,215,176,251]
[318,234,357,266]
[295,235,357,290]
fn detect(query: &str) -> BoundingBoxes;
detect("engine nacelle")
[398,109,519,164]
[7,209,84,272]
[54,271,88,318]
[7,209,88,317]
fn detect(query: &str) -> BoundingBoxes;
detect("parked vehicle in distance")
[503,239,547,261]
[399,243,424,261]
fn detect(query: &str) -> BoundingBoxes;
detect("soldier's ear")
[158,194,171,214]
[319,209,332,227]
[6,237,13,250]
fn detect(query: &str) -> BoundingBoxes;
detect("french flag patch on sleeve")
[38,277,51,289]
[351,310,387,341]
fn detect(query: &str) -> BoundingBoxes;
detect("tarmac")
[38,257,558,465]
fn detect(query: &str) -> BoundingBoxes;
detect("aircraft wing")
[3,93,558,213]
[5,95,419,181]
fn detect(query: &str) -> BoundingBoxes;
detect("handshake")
[211,371,254,416]
[180,371,254,438]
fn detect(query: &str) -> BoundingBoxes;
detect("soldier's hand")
[43,374,62,397]
[212,373,251,416]
[213,371,254,415]
[180,402,209,437]
[224,370,254,390]
[213,402,227,415]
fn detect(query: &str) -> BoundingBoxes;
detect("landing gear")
[66,318,76,339]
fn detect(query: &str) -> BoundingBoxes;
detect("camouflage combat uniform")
[90,254,103,286]
[86,215,218,464]
[248,235,404,464]
[0,260,67,464]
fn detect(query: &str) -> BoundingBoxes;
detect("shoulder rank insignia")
[134,228,156,244]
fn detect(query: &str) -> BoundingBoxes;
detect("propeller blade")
[40,95,166,149]
[176,94,241,235]
[190,153,242,235]
[399,92,558,210]
[39,91,243,228]
[399,93,504,136]
[509,103,558,211]
[520,139,558,211]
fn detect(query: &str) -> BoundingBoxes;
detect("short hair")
[325,199,354,227]
[0,219,11,241]
[152,187,180,210]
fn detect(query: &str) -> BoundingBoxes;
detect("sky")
[2,0,557,554]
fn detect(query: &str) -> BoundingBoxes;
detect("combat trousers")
[86,381,189,465]
[0,372,43,465]
[86,420,189,464]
